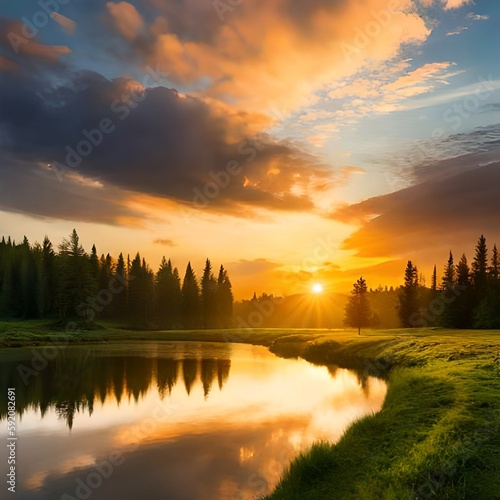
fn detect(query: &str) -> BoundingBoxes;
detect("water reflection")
[0,344,231,428]
[0,342,386,500]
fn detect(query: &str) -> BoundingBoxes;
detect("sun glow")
[312,283,323,294]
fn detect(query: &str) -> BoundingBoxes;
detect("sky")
[0,0,499,298]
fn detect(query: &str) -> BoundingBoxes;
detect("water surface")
[0,342,386,499]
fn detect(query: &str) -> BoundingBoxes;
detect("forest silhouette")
[0,230,233,329]
[1,231,500,330]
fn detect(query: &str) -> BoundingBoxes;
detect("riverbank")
[268,330,500,499]
[1,321,499,498]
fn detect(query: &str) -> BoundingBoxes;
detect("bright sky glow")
[0,1,499,296]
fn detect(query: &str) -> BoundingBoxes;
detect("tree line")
[345,235,500,332]
[0,229,233,329]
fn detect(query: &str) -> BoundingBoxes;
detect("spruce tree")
[55,229,95,321]
[453,254,473,328]
[156,257,182,328]
[397,261,419,328]
[472,235,488,292]
[442,251,455,290]
[490,244,499,280]
[201,259,217,328]
[41,236,56,316]
[217,265,234,328]
[431,265,437,292]
[344,276,371,335]
[181,262,200,329]
[128,253,154,326]
[113,252,128,320]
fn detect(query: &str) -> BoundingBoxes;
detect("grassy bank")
[1,321,499,498]
[267,330,500,499]
[0,319,329,348]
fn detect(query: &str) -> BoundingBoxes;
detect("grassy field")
[268,329,500,499]
[0,321,499,498]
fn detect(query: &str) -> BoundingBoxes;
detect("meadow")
[1,321,499,499]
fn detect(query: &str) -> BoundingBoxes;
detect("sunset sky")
[1,0,499,298]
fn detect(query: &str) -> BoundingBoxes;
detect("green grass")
[0,321,499,498]
[267,330,500,499]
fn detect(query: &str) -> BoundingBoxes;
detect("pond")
[0,342,387,499]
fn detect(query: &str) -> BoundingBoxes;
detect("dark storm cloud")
[0,66,333,218]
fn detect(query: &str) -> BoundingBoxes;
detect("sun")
[312,283,323,294]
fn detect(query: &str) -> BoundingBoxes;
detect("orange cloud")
[142,0,430,113]
[51,12,77,35]
[0,19,71,60]
[106,1,144,40]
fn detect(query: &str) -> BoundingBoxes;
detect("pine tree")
[89,244,99,285]
[156,257,182,328]
[442,251,455,290]
[0,237,13,316]
[97,253,114,319]
[40,236,56,316]
[397,261,419,328]
[201,259,218,328]
[55,229,95,321]
[344,276,371,335]
[453,254,473,328]
[113,252,128,320]
[431,265,437,292]
[127,253,155,326]
[475,241,500,328]
[490,244,499,280]
[472,235,488,292]
[217,265,233,328]
[18,236,39,318]
[181,262,200,329]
